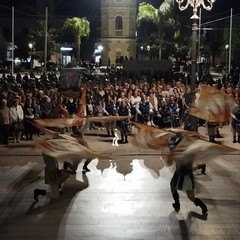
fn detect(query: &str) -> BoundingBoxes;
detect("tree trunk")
[158,33,162,60]
[77,36,81,65]
[158,46,162,60]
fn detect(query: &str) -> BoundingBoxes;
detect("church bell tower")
[101,0,137,66]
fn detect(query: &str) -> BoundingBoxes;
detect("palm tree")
[63,17,90,64]
[137,0,178,60]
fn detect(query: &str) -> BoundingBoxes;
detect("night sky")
[0,0,239,46]
[1,0,240,18]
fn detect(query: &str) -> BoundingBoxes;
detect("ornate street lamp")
[175,0,216,92]
[175,0,216,131]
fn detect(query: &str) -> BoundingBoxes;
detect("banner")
[60,68,83,97]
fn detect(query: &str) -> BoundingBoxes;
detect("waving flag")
[32,138,109,160]
[167,138,237,166]
[34,116,131,130]
[131,122,200,151]
[33,117,85,129]
[189,85,237,123]
[131,122,238,167]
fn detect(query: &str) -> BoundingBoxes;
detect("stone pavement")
[0,124,240,240]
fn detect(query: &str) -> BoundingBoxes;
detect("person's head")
[25,97,32,105]
[170,96,175,102]
[141,94,147,102]
[133,90,139,97]
[1,99,7,108]
[13,98,19,106]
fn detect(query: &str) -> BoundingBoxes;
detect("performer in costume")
[169,133,208,214]
[34,153,70,201]
[231,104,240,143]
[63,127,92,173]
[206,121,217,142]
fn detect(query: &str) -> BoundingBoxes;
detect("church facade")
[100,0,137,66]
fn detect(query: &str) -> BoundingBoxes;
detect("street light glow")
[60,47,73,51]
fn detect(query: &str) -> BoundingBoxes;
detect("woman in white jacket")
[10,98,24,143]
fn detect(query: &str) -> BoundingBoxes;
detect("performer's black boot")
[233,136,236,143]
[216,129,221,138]
[63,161,68,170]
[238,136,240,143]
[82,162,90,172]
[172,192,180,212]
[63,161,76,172]
[124,136,128,143]
[34,189,46,201]
[194,198,208,214]
[198,164,206,174]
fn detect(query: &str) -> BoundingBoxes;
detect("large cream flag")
[131,122,199,151]
[34,116,130,129]
[32,138,109,160]
[189,85,237,123]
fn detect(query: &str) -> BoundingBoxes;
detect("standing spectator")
[86,98,95,130]
[231,104,240,143]
[94,98,108,130]
[41,95,52,119]
[23,97,36,141]
[104,95,116,137]
[9,98,24,143]
[0,99,11,144]
[116,100,131,143]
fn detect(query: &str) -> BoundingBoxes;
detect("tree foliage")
[28,20,57,63]
[62,17,90,63]
[137,0,179,60]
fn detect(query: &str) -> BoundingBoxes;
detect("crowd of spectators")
[0,65,239,145]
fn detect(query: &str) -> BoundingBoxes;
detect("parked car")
[215,64,225,73]
[33,62,58,73]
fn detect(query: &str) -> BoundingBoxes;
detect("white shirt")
[10,105,24,123]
